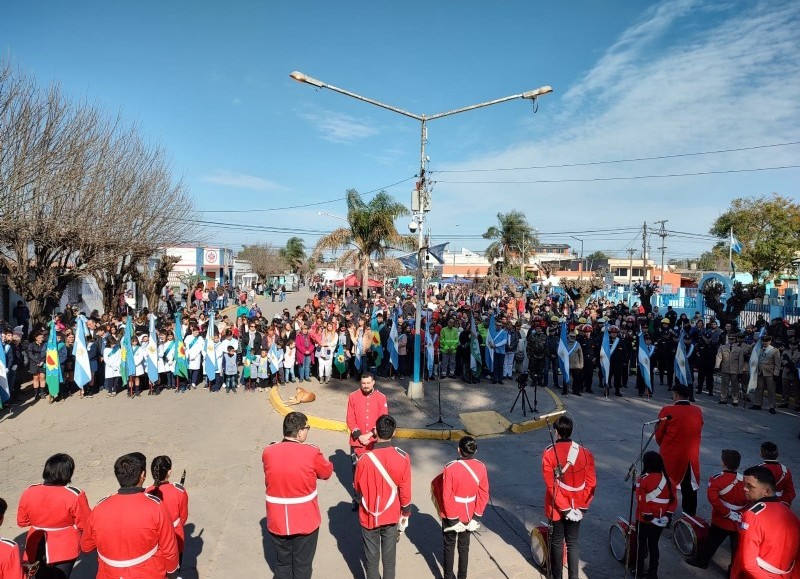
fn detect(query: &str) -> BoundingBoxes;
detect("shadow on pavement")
[403,505,443,578]
[182,522,204,579]
[327,501,365,579]
[329,449,355,499]
[259,517,277,573]
[481,503,535,566]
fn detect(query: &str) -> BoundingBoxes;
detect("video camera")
[517,372,529,390]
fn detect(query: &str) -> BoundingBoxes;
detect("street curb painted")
[268,384,565,439]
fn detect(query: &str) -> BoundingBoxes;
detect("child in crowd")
[283,338,296,383]
[255,348,270,388]
[272,340,285,386]
[223,345,238,393]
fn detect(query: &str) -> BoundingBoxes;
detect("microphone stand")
[622,421,659,579]
[427,374,453,429]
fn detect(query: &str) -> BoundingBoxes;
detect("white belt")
[173,518,181,528]
[455,495,476,504]
[720,499,744,511]
[32,524,76,532]
[98,545,158,568]
[265,490,317,505]
[649,497,670,504]
[756,556,793,575]
[557,481,586,493]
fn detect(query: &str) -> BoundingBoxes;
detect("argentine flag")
[388,313,399,370]
[146,314,159,383]
[204,311,217,381]
[354,329,363,372]
[484,314,496,373]
[267,342,281,374]
[730,232,743,254]
[747,327,766,393]
[674,329,694,387]
[122,316,136,381]
[599,325,611,385]
[556,322,572,386]
[0,337,9,408]
[638,332,655,393]
[73,316,92,390]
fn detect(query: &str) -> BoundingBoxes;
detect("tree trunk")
[27,295,63,328]
[362,255,370,298]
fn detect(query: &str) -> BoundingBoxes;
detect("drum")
[608,516,637,564]
[672,514,709,557]
[530,524,550,569]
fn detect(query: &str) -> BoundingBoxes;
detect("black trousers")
[581,364,594,392]
[549,518,581,579]
[270,529,319,579]
[443,528,471,579]
[635,521,664,577]
[694,523,739,567]
[680,468,698,516]
[362,524,398,579]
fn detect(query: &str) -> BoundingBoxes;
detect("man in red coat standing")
[542,415,597,579]
[262,411,333,579]
[731,465,800,579]
[346,373,389,508]
[354,414,411,579]
[655,384,704,515]
[0,498,23,579]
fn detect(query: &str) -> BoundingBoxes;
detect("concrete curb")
[267,385,565,439]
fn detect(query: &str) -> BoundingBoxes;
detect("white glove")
[444,521,467,533]
[565,509,583,522]
[398,516,410,533]
[466,519,481,532]
[727,511,742,523]
[652,516,669,528]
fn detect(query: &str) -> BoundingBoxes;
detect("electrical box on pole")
[411,183,431,213]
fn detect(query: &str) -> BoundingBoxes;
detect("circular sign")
[206,250,218,264]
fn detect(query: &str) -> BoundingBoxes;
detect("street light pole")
[290,71,552,399]
[569,236,584,279]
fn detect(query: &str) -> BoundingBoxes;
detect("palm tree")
[482,210,538,270]
[313,189,415,296]
[279,237,306,273]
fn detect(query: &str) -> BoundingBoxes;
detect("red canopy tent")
[335,274,383,288]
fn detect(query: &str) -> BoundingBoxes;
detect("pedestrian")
[654,384,704,516]
[255,347,270,388]
[102,336,121,397]
[634,451,677,579]
[222,345,238,393]
[541,415,597,579]
[757,441,795,506]
[716,332,746,405]
[261,412,333,579]
[346,373,389,509]
[0,498,23,579]
[434,435,489,579]
[80,452,179,577]
[354,414,412,579]
[26,332,47,401]
[185,326,204,390]
[750,335,781,413]
[146,456,189,576]
[439,317,460,379]
[730,466,800,578]
[17,453,91,578]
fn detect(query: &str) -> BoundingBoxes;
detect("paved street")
[1,290,798,579]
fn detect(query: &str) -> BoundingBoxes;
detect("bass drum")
[608,517,637,564]
[672,514,709,557]
[530,524,549,570]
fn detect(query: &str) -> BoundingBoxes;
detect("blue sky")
[3,0,799,261]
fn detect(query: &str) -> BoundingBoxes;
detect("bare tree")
[632,280,660,314]
[699,279,766,329]
[560,273,604,308]
[238,243,286,281]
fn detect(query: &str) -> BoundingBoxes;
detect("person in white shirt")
[103,337,121,397]
[184,326,205,389]
[130,335,146,397]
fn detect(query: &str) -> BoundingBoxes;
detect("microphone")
[644,415,671,426]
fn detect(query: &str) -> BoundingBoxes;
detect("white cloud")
[295,106,379,143]
[201,170,285,191]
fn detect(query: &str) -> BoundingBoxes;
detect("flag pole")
[729,226,733,278]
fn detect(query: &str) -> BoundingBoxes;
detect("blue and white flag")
[268,342,280,374]
[427,242,449,265]
[0,338,9,407]
[484,314,496,373]
[675,329,693,387]
[556,323,573,386]
[204,311,217,381]
[747,327,766,393]
[398,253,419,270]
[638,332,655,393]
[123,316,136,381]
[355,329,363,371]
[146,314,159,384]
[388,313,399,370]
[599,326,612,384]
[425,310,435,377]
[730,232,743,254]
[73,316,92,390]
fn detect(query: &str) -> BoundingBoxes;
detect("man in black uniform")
[578,324,597,394]
[527,321,548,387]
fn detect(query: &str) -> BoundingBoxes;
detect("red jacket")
[17,483,91,564]
[731,498,800,579]
[80,488,179,578]
[437,458,489,524]
[145,482,189,552]
[0,538,23,579]
[542,439,596,521]
[655,401,703,489]
[346,389,389,455]
[354,442,412,529]
[758,461,795,507]
[707,471,748,532]
[262,439,333,536]
[635,472,677,523]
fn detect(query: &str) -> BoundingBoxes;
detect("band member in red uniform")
[688,449,748,572]
[346,373,388,508]
[654,384,704,515]
[354,414,411,579]
[437,435,490,579]
[542,415,597,579]
[758,441,795,507]
[146,456,189,574]
[0,498,23,579]
[262,411,333,579]
[635,451,677,579]
[17,453,91,578]
[731,466,800,579]
[80,452,179,579]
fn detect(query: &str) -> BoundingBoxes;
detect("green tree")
[695,248,729,271]
[313,189,415,296]
[710,193,800,280]
[482,210,538,270]
[585,250,609,261]
[279,237,306,273]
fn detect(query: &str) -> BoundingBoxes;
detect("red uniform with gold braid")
[145,482,189,553]
[261,439,333,536]
[731,497,800,579]
[0,537,23,579]
[17,483,91,565]
[758,460,795,507]
[354,442,412,529]
[654,400,703,489]
[542,439,597,521]
[708,471,748,532]
[439,457,489,524]
[635,472,677,523]
[346,388,389,455]
[80,488,179,579]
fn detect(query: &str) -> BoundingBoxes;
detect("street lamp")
[569,236,584,280]
[291,71,552,399]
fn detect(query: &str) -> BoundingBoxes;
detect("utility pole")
[642,221,648,282]
[627,248,636,296]
[654,220,668,288]
[521,232,526,280]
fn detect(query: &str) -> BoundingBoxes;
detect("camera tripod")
[510,372,536,416]
[427,364,453,429]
